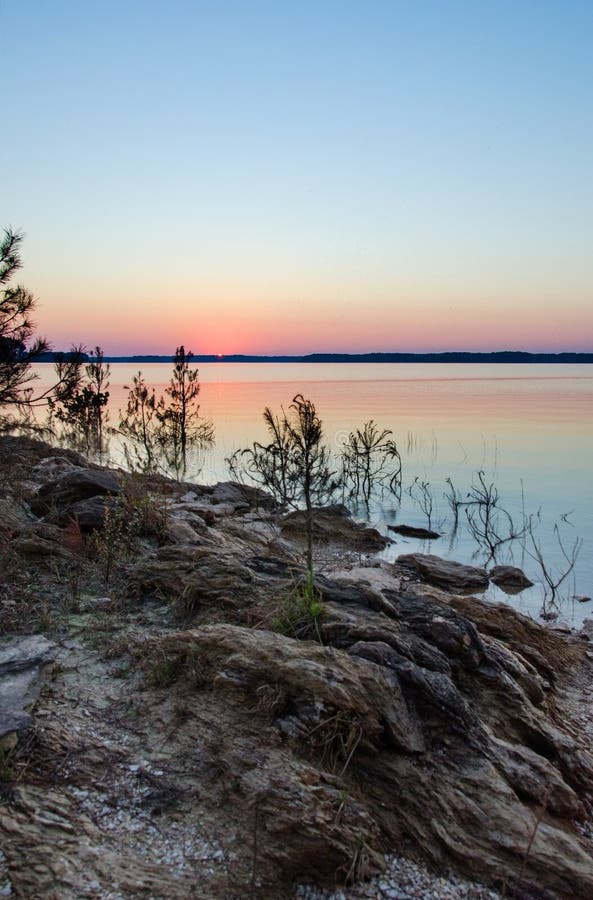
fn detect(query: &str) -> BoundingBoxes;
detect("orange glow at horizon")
[30,266,593,356]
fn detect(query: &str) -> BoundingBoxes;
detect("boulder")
[313,573,399,618]
[0,635,56,749]
[30,469,122,515]
[489,565,534,594]
[141,616,593,898]
[282,506,390,553]
[9,522,74,561]
[149,624,426,756]
[55,495,115,531]
[30,455,86,483]
[388,592,485,671]
[0,435,87,475]
[124,545,257,620]
[210,481,276,511]
[397,553,489,593]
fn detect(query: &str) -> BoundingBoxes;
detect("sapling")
[228,394,339,584]
[117,348,214,479]
[0,228,84,429]
[155,346,214,479]
[48,346,110,457]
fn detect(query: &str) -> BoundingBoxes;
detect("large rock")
[8,522,74,561]
[124,544,257,620]
[0,436,87,476]
[139,614,593,898]
[282,505,390,553]
[159,624,425,755]
[0,635,56,749]
[54,495,116,531]
[210,481,276,511]
[30,469,122,516]
[397,553,489,592]
[489,564,534,594]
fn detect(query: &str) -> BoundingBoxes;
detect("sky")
[2,0,593,355]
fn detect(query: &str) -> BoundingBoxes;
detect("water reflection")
[31,362,592,624]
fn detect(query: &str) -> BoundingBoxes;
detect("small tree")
[118,372,160,472]
[48,346,110,456]
[155,346,214,479]
[227,406,296,505]
[228,394,339,582]
[117,348,214,479]
[0,228,49,412]
[0,228,84,428]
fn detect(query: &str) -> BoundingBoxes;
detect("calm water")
[35,363,593,624]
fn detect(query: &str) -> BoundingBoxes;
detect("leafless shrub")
[340,420,401,507]
[464,470,526,564]
[409,477,435,531]
[525,518,582,616]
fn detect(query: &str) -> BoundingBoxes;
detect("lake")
[34,362,593,625]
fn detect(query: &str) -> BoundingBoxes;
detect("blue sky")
[2,0,592,353]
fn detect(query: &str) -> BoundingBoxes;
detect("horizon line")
[39,349,593,364]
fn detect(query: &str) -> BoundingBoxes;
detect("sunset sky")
[2,1,592,355]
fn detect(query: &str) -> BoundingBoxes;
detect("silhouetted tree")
[0,228,49,410]
[48,347,110,456]
[228,395,339,581]
[155,346,214,479]
[117,347,214,478]
[0,228,83,426]
[118,372,160,472]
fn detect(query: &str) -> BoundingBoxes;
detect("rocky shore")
[1,435,593,899]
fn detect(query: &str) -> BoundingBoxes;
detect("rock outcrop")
[282,504,390,553]
[398,552,489,592]
[489,564,534,593]
[30,467,123,516]
[0,435,592,899]
[0,635,56,749]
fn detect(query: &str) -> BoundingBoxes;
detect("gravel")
[296,855,501,899]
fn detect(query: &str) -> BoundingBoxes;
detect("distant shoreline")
[38,351,593,364]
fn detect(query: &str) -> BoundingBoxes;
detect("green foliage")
[155,345,214,479]
[91,478,168,583]
[143,645,203,688]
[144,655,182,688]
[273,577,324,641]
[228,406,296,505]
